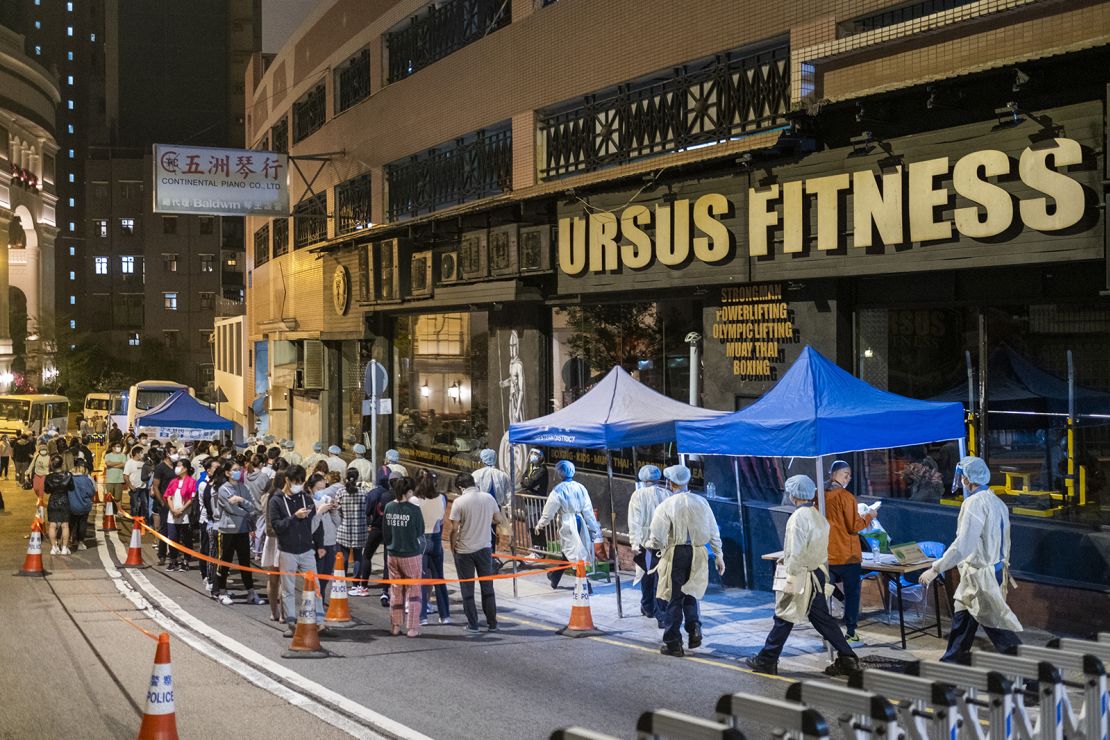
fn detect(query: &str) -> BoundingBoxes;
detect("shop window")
[394,312,489,469]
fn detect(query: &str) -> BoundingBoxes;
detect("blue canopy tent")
[136,391,233,439]
[675,345,966,513]
[509,365,724,616]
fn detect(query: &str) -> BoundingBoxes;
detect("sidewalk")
[441,556,1056,675]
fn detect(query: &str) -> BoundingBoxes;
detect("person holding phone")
[269,464,325,635]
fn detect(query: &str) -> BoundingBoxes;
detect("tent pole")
[510,443,518,599]
[816,455,826,515]
[732,457,750,590]
[606,451,623,618]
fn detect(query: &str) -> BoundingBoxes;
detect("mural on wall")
[497,329,528,481]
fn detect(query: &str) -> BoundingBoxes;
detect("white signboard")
[361,398,393,416]
[153,144,288,216]
[138,426,223,441]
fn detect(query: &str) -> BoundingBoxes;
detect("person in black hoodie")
[360,471,394,606]
[44,455,75,555]
[269,464,325,636]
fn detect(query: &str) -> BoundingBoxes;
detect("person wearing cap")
[824,459,877,644]
[283,439,302,467]
[325,445,348,475]
[348,443,374,483]
[746,475,859,676]
[646,465,724,657]
[473,448,511,507]
[384,449,408,478]
[534,460,602,589]
[302,442,327,473]
[628,464,670,624]
[918,456,1022,663]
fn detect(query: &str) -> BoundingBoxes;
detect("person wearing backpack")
[123,445,151,519]
[214,460,264,606]
[196,457,221,590]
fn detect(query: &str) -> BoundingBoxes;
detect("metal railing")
[385,0,510,84]
[539,44,790,180]
[511,492,561,559]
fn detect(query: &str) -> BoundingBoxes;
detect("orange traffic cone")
[121,517,150,569]
[15,518,49,577]
[137,632,179,740]
[34,495,45,525]
[556,560,601,637]
[282,572,327,659]
[324,552,352,626]
[100,492,117,531]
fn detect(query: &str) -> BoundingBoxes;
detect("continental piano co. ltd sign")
[557,138,1087,274]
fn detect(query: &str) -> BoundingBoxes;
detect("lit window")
[68,247,75,256]
[67,1,73,9]
[162,253,178,272]
[199,254,215,272]
[34,45,42,56]
[68,222,75,232]
[68,148,75,158]
[67,75,74,86]
[67,26,73,36]
[94,257,108,274]
[163,292,178,311]
[68,198,75,207]
[94,219,108,237]
[119,218,135,235]
[89,33,96,41]
[69,320,76,329]
[128,333,140,347]
[120,256,135,274]
[224,252,238,267]
[69,295,75,305]
[67,100,74,110]
[67,51,74,61]
[35,20,41,29]
[69,271,76,281]
[67,124,74,134]
[68,173,75,183]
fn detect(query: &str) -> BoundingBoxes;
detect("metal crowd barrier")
[848,670,959,740]
[907,660,1016,740]
[971,652,1064,739]
[1030,642,1108,739]
[717,692,830,739]
[635,709,743,739]
[783,680,898,739]
[513,492,561,559]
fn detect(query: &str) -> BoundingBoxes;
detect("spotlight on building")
[0,372,13,389]
[994,102,1023,127]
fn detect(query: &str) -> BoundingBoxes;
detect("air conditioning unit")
[459,229,488,281]
[378,238,400,302]
[489,224,519,277]
[302,339,324,390]
[438,248,460,285]
[519,225,552,273]
[410,250,433,297]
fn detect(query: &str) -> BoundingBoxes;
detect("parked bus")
[126,380,194,432]
[83,391,127,421]
[0,394,70,436]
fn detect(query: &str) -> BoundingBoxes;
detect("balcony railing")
[293,193,327,249]
[293,84,326,144]
[385,126,511,222]
[841,0,979,35]
[336,173,372,234]
[273,217,289,257]
[385,0,510,84]
[539,44,790,180]
[271,116,289,154]
[335,49,371,114]
[253,223,270,267]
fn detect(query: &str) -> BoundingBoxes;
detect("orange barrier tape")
[114,507,574,587]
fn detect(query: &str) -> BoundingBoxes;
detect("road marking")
[97,529,428,740]
[505,616,795,684]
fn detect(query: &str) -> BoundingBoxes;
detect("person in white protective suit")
[325,445,348,475]
[282,439,302,467]
[628,464,670,625]
[647,465,724,657]
[302,442,327,473]
[918,456,1022,664]
[534,460,602,589]
[384,449,409,478]
[473,448,511,507]
[745,474,860,676]
[347,443,374,483]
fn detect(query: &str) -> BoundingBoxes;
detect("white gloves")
[918,567,939,587]
[715,557,726,576]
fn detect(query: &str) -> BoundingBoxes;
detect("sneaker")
[165,561,176,571]
[175,563,187,573]
[379,593,390,607]
[745,655,778,675]
[440,616,452,625]
[78,543,88,551]
[465,625,481,634]
[219,594,234,606]
[349,586,368,597]
[204,579,214,592]
[660,643,684,657]
[282,627,295,638]
[823,655,861,678]
[50,545,59,555]
[687,626,703,650]
[487,625,499,633]
[247,593,266,606]
[419,618,429,626]
[845,632,864,645]
[60,547,71,555]
[406,629,420,638]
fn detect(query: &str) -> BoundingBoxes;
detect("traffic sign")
[364,360,389,396]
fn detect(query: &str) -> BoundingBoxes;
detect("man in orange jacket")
[824,460,877,644]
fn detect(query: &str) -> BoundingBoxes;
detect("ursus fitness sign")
[557,138,1087,274]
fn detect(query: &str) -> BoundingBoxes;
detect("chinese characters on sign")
[711,283,799,381]
[153,144,289,216]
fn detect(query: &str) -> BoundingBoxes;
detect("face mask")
[175,466,185,476]
[230,470,242,482]
[961,482,973,496]
[529,454,540,463]
[291,484,304,493]
[170,454,179,462]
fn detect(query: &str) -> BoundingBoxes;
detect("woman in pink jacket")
[164,459,198,572]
